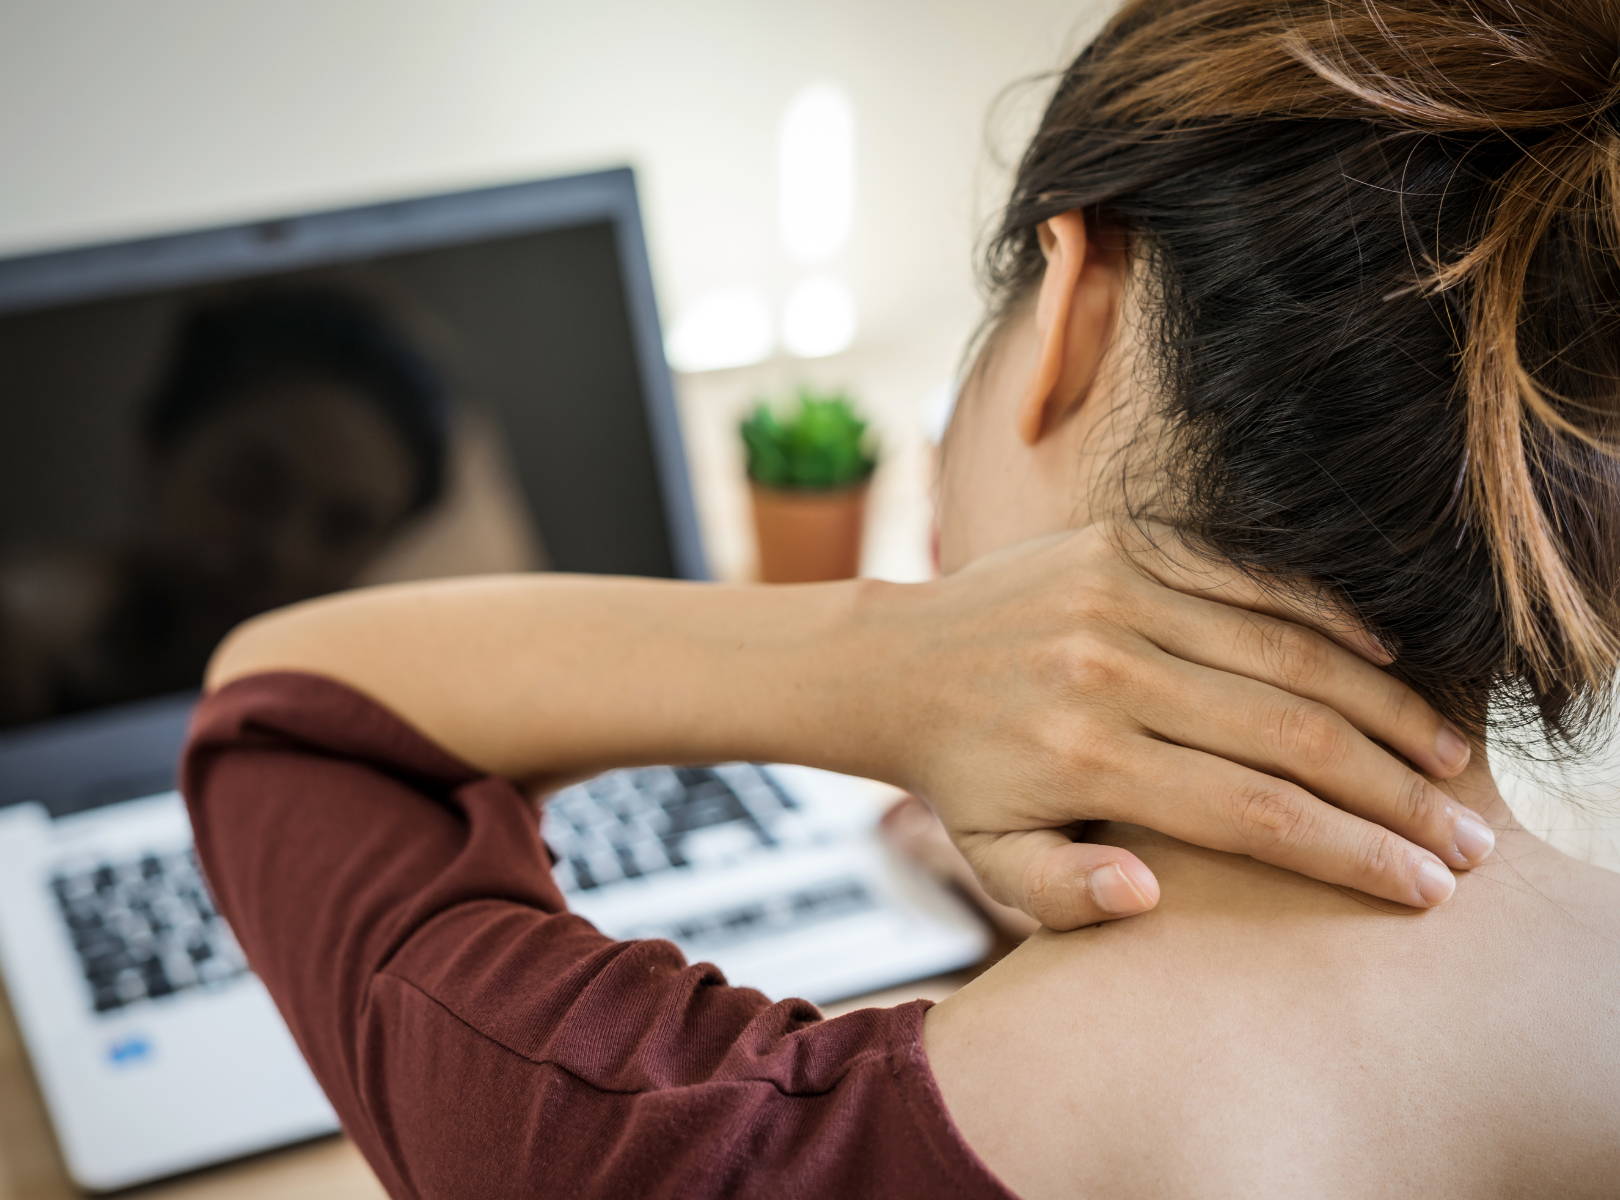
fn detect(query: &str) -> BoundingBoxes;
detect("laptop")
[0,168,990,1193]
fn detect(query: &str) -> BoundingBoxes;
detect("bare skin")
[206,529,1491,930]
[924,767,1620,1198]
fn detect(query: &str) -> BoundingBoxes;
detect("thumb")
[958,829,1161,930]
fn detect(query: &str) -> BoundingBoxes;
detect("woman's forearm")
[206,527,1502,923]
[204,574,904,788]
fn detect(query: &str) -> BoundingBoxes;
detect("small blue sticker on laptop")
[106,1035,152,1066]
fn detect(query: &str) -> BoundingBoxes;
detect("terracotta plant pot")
[749,480,870,583]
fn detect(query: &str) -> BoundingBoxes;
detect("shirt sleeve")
[180,670,1011,1200]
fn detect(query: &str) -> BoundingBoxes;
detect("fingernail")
[1435,725,1470,773]
[1452,811,1495,866]
[1415,858,1456,907]
[1090,863,1152,915]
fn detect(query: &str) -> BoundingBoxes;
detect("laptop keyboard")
[544,764,882,950]
[541,763,808,892]
[50,846,247,1016]
[45,765,872,1016]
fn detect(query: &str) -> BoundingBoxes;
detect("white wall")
[0,0,1111,361]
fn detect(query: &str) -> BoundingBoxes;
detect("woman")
[185,1,1620,1196]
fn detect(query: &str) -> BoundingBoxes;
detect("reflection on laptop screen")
[0,188,691,730]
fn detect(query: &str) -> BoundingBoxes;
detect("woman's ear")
[1016,211,1124,446]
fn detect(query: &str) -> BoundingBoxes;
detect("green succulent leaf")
[739,387,878,490]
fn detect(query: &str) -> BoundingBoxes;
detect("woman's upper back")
[925,814,1620,1200]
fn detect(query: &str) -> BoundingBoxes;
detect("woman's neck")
[1078,749,1571,926]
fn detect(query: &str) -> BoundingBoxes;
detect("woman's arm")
[180,671,994,1200]
[206,525,1492,922]
[208,571,889,788]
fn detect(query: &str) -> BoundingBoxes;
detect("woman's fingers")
[1123,740,1457,908]
[954,827,1161,931]
[1141,655,1494,870]
[1147,589,1470,779]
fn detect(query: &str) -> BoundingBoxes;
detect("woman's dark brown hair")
[983,0,1620,751]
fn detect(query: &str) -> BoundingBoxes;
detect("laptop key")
[615,847,643,880]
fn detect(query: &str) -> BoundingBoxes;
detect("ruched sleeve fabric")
[180,670,1013,1200]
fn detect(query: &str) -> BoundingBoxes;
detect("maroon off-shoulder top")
[180,670,1015,1199]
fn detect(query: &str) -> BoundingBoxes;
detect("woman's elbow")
[203,595,336,692]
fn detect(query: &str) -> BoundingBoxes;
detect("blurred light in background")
[777,83,855,265]
[664,285,774,373]
[781,275,856,359]
[666,79,860,372]
[778,82,858,360]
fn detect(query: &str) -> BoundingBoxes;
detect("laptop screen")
[0,179,696,730]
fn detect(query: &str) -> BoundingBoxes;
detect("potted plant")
[740,386,878,583]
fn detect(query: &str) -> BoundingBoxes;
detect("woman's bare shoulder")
[923,833,1620,1200]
